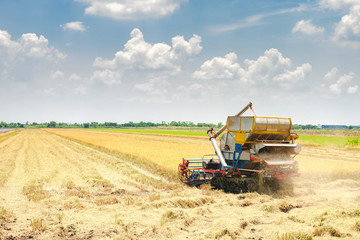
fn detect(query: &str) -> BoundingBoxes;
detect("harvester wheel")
[210,176,259,194]
[266,179,294,194]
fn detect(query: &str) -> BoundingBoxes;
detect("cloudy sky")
[0,0,359,125]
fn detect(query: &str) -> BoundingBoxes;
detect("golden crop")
[45,129,214,173]
[46,128,360,180]
[297,146,360,180]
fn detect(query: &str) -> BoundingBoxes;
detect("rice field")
[46,128,214,174]
[89,128,360,148]
[46,128,360,180]
[0,128,360,239]
[91,128,208,137]
[89,129,360,148]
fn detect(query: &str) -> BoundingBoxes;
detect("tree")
[48,121,56,128]
[90,122,99,128]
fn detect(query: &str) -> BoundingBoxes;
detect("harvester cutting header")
[178,102,301,193]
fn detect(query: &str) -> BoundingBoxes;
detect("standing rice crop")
[45,129,214,173]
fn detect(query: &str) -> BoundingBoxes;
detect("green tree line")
[1,121,359,130]
[0,121,223,129]
[292,124,360,130]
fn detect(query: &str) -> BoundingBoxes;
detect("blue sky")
[0,0,359,125]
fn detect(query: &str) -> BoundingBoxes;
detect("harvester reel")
[178,160,192,183]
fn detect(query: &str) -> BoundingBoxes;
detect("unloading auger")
[178,102,301,193]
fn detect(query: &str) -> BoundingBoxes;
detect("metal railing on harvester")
[178,154,220,186]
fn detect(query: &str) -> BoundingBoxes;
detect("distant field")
[296,129,360,136]
[90,128,360,148]
[91,128,208,137]
[298,135,360,148]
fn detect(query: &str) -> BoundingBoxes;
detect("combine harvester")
[178,102,301,193]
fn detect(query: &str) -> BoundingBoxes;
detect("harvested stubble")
[1,129,360,239]
[0,206,15,223]
[296,146,360,180]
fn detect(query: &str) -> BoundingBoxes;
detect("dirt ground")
[1,129,360,239]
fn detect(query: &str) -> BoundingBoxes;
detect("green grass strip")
[0,130,21,142]
[298,135,360,147]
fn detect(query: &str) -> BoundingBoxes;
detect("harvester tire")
[210,176,259,194]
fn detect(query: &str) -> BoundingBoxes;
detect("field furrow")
[0,131,25,186]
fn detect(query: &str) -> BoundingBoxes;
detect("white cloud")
[241,48,293,83]
[320,0,360,47]
[324,67,339,80]
[325,68,359,94]
[19,33,66,60]
[94,28,201,73]
[348,85,358,94]
[61,21,87,31]
[273,63,312,83]
[126,95,173,104]
[76,0,185,20]
[73,86,87,95]
[211,5,307,34]
[193,48,311,88]
[170,35,202,60]
[69,73,81,81]
[333,4,360,46]
[177,83,204,91]
[176,82,217,100]
[0,29,66,62]
[329,72,355,94]
[0,30,19,50]
[319,0,359,10]
[52,70,64,79]
[90,70,122,85]
[212,15,265,34]
[192,52,241,80]
[36,88,55,96]
[134,77,168,95]
[292,20,325,35]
